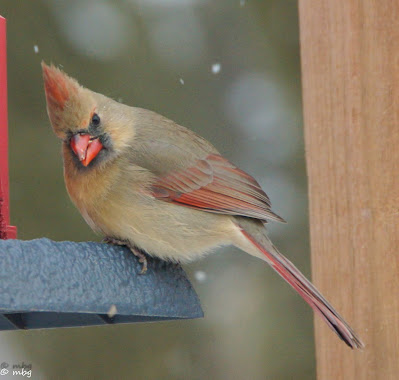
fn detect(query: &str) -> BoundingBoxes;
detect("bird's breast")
[63,147,235,262]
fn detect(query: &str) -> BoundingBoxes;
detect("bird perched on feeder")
[42,62,363,349]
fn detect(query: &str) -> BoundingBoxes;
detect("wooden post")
[0,16,16,239]
[299,1,399,379]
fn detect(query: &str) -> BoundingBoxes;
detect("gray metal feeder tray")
[0,238,203,330]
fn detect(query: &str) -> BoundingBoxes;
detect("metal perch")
[0,239,203,330]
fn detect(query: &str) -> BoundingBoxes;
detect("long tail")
[235,220,364,349]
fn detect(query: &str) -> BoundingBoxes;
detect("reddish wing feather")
[151,154,285,222]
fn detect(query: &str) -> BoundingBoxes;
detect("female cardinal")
[42,62,363,349]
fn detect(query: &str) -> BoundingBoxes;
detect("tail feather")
[238,225,364,349]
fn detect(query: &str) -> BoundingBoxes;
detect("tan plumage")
[42,62,363,349]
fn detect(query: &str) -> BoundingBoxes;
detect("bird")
[41,62,364,349]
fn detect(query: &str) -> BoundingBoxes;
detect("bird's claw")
[138,258,148,275]
[135,250,148,275]
[102,237,127,246]
[103,236,148,274]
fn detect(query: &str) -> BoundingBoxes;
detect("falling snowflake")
[179,78,185,85]
[107,304,117,318]
[211,63,221,74]
[195,271,207,283]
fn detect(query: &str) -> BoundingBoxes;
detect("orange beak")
[70,134,103,167]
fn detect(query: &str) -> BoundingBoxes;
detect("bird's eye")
[91,113,101,127]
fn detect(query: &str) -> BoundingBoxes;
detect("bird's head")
[42,62,133,168]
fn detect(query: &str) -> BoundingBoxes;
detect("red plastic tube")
[0,16,17,239]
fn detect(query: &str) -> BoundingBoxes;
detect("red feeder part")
[0,16,16,239]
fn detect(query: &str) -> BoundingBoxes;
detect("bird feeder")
[0,16,16,240]
[0,15,203,330]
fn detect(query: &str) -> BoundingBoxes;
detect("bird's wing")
[150,153,285,223]
[130,108,283,222]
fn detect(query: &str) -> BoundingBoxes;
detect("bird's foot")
[103,236,148,275]
[130,246,148,275]
[102,237,127,246]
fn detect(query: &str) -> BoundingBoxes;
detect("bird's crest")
[41,62,92,139]
[42,62,78,111]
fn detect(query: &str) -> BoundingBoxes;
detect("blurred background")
[1,0,314,378]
